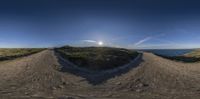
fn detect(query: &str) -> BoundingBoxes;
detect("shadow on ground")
[54,51,143,85]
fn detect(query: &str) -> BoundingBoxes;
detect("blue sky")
[0,0,200,49]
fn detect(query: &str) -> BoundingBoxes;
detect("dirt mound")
[0,50,199,99]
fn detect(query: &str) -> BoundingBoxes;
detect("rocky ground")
[0,50,199,99]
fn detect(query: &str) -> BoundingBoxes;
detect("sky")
[0,0,200,49]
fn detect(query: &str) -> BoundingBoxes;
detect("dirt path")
[0,50,199,99]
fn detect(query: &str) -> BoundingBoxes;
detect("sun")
[98,41,103,46]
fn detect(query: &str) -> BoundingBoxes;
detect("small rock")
[52,86,57,90]
[116,82,121,85]
[135,89,143,93]
[62,82,67,85]
[24,92,29,95]
[138,83,144,87]
[106,58,110,61]
[58,85,64,89]
[61,78,65,81]
[135,78,141,82]
[46,96,54,98]
[103,93,113,97]
[11,86,16,89]
[58,96,75,99]
[32,93,40,97]
[143,83,149,87]
[136,83,149,87]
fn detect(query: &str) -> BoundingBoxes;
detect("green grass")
[0,48,45,61]
[56,46,139,70]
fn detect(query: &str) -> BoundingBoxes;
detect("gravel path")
[0,50,199,99]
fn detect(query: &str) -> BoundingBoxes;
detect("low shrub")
[56,46,139,70]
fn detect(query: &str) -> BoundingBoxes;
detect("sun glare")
[98,41,103,46]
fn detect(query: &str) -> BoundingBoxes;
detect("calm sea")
[140,49,194,56]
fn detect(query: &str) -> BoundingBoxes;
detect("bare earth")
[0,50,199,99]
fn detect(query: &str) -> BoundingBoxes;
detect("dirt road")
[0,50,199,99]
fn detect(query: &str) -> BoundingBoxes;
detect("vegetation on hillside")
[184,49,200,58]
[56,46,139,70]
[155,49,200,63]
[0,48,45,61]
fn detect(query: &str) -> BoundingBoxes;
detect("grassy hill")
[0,48,45,61]
[184,49,200,58]
[156,49,200,63]
[56,46,139,70]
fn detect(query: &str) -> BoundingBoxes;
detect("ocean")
[140,49,194,57]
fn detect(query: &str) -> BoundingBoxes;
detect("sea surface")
[140,49,194,57]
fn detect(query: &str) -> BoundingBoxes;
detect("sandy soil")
[0,50,199,99]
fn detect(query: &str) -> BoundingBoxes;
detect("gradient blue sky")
[0,0,200,49]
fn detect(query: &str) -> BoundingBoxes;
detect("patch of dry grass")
[0,48,45,61]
